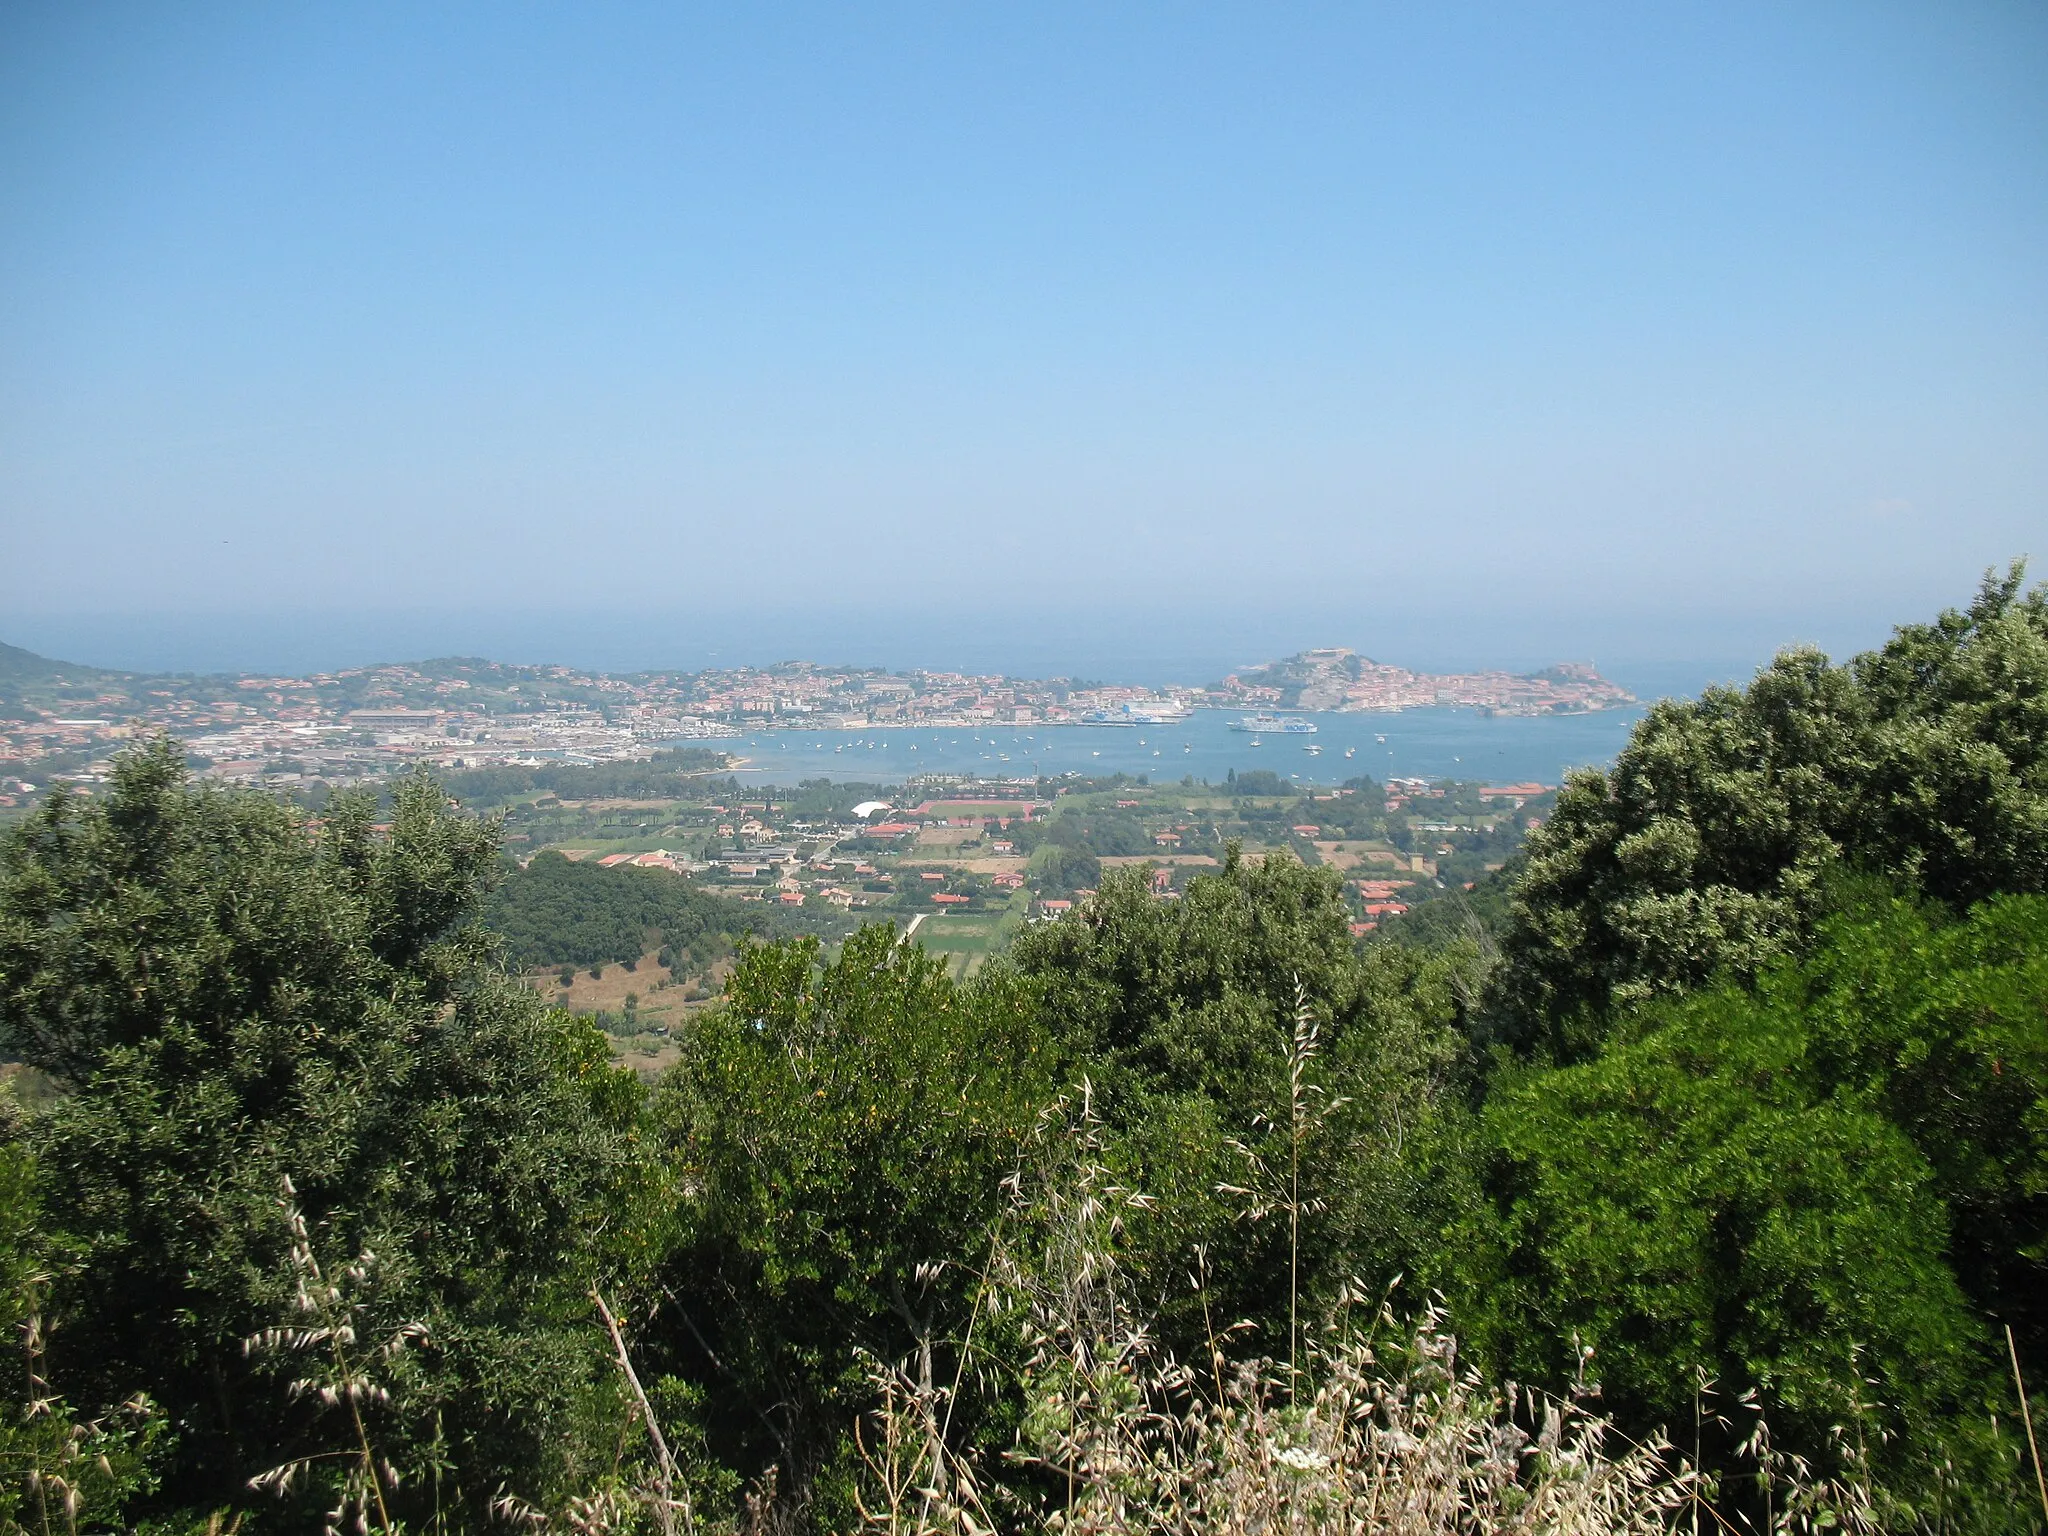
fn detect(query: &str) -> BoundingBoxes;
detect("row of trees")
[441,749,734,811]
[0,568,2043,1531]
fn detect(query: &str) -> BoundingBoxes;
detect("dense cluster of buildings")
[1,643,1628,791]
[670,666,1198,728]
[1222,648,1636,714]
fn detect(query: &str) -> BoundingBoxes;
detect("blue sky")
[2,2,2043,679]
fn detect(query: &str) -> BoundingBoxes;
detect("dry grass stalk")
[1215,979,1349,1406]
[850,1091,1892,1536]
[492,1295,706,1536]
[592,1288,695,1536]
[242,1176,425,1536]
[11,1280,156,1536]
[2010,1324,2048,1525]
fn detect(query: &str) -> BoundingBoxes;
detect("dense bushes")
[0,748,662,1525]
[1455,888,2048,1497]
[1,571,2045,1531]
[648,929,1059,1518]
[1006,849,1476,1382]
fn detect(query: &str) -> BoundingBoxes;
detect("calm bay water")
[701,704,1648,790]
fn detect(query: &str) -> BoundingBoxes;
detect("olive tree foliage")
[0,740,658,1526]
[1492,564,2048,1059]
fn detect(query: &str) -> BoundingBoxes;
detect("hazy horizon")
[2,592,1943,706]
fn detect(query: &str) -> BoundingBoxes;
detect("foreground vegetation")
[1,569,2045,1532]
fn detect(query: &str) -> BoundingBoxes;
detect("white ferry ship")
[1229,713,1317,735]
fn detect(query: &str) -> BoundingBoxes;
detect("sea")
[700,704,1649,791]
[21,608,1788,790]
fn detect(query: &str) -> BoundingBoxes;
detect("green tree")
[649,925,1058,1519]
[1455,887,2048,1521]
[484,848,760,969]
[0,741,660,1526]
[0,1134,164,1531]
[1028,842,1100,895]
[1493,565,2048,1059]
[1007,852,1473,1372]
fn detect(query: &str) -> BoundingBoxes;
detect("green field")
[905,901,1027,976]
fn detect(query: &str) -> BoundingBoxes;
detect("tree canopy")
[3,569,2046,1530]
[1493,563,2048,1059]
[0,743,660,1525]
[483,848,764,968]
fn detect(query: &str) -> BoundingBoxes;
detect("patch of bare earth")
[522,951,732,1073]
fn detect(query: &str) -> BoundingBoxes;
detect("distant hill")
[0,641,120,684]
[0,642,142,724]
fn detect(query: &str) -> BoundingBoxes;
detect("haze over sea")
[11,607,1813,710]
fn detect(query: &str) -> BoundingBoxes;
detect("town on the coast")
[0,639,1632,793]
[0,634,1589,1047]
